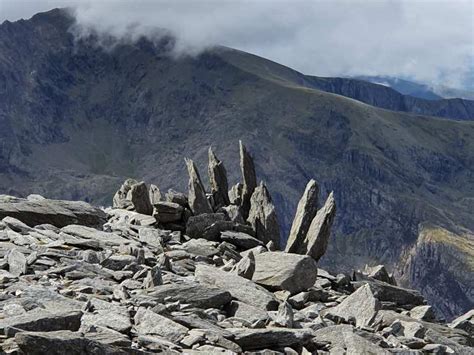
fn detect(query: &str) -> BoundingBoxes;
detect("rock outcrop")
[208,147,230,209]
[239,141,257,220]
[0,143,471,354]
[185,158,213,215]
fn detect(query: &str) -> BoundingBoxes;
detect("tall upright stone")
[239,141,257,219]
[127,181,154,215]
[149,184,162,205]
[113,178,138,209]
[208,147,230,209]
[185,158,213,215]
[305,192,336,261]
[247,182,281,249]
[285,179,319,254]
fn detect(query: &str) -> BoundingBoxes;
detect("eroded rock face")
[185,158,213,215]
[247,182,281,249]
[285,179,319,254]
[239,141,257,220]
[127,181,154,216]
[208,147,230,209]
[252,252,318,294]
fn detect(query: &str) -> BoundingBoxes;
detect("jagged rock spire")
[208,147,230,209]
[149,184,162,205]
[304,191,336,261]
[185,158,213,215]
[285,179,319,254]
[247,182,281,249]
[239,140,257,219]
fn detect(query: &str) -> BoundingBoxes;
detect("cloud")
[1,0,473,88]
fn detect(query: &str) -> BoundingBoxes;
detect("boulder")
[220,230,263,250]
[148,282,232,309]
[134,308,188,343]
[285,179,319,254]
[228,328,314,351]
[409,305,437,322]
[239,141,257,219]
[149,184,162,204]
[186,213,227,240]
[7,249,27,276]
[208,147,230,209]
[195,264,277,310]
[127,181,153,215]
[153,201,183,223]
[304,192,336,261]
[185,158,213,215]
[112,178,138,209]
[233,250,255,279]
[0,195,106,228]
[354,281,425,306]
[325,283,381,327]
[247,182,281,249]
[226,301,269,324]
[252,252,318,294]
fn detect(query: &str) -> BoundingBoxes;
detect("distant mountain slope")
[217,48,474,121]
[0,9,473,319]
[355,75,474,101]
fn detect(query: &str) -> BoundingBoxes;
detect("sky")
[1,0,473,89]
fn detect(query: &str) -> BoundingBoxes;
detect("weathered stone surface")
[153,201,183,223]
[0,309,82,335]
[228,183,243,206]
[226,301,269,324]
[220,205,245,224]
[273,301,294,328]
[149,184,162,204]
[7,249,27,276]
[148,282,232,308]
[208,147,230,209]
[15,330,127,355]
[2,216,33,234]
[185,158,213,215]
[449,309,474,336]
[127,181,153,215]
[314,325,390,354]
[143,265,163,288]
[186,213,227,240]
[113,178,138,209]
[285,179,319,254]
[409,305,437,322]
[239,141,257,219]
[247,182,281,249]
[0,195,106,228]
[220,231,263,250]
[304,192,336,261]
[182,238,220,258]
[233,250,255,279]
[354,280,425,306]
[134,308,188,343]
[363,264,395,285]
[61,225,132,247]
[195,264,277,310]
[81,298,131,334]
[325,284,381,327]
[252,252,318,294]
[228,327,314,350]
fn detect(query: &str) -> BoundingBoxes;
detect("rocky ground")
[0,143,472,354]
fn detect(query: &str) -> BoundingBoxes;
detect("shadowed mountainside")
[0,9,473,319]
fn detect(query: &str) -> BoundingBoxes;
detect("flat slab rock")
[0,195,106,228]
[195,264,277,311]
[228,327,314,350]
[252,251,318,294]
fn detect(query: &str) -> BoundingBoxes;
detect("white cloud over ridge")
[1,0,473,88]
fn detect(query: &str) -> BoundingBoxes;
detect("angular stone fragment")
[208,147,230,209]
[113,178,138,209]
[15,330,127,355]
[81,298,131,334]
[228,327,314,351]
[127,181,153,215]
[153,201,183,223]
[354,281,425,306]
[449,309,474,336]
[325,284,380,327]
[7,249,27,276]
[409,305,437,322]
[186,213,227,239]
[305,192,336,261]
[149,184,162,204]
[247,182,281,249]
[195,264,277,310]
[134,308,188,343]
[182,238,220,258]
[143,265,163,288]
[2,216,33,234]
[0,195,106,228]
[220,231,264,250]
[0,309,82,335]
[274,301,294,328]
[233,250,255,279]
[185,158,213,215]
[363,264,395,285]
[226,301,269,324]
[285,179,319,254]
[239,141,257,219]
[229,183,243,206]
[148,282,232,309]
[252,252,318,294]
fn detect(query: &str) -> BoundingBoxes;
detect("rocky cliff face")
[0,9,473,320]
[0,144,472,354]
